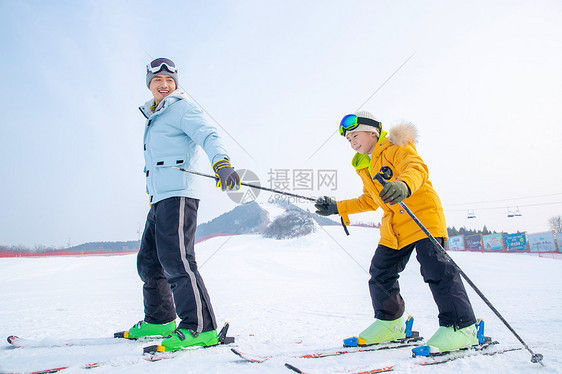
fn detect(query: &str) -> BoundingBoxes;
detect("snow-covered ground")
[1,226,560,373]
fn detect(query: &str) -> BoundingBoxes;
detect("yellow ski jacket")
[336,123,448,249]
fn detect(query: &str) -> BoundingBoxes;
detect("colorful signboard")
[504,232,527,251]
[528,231,556,252]
[448,235,464,250]
[464,234,483,250]
[483,233,503,251]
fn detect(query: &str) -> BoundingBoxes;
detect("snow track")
[1,227,559,373]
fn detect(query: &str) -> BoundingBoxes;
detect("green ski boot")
[426,324,479,353]
[160,329,218,351]
[119,320,177,339]
[357,315,406,345]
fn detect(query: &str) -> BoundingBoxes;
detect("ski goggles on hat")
[339,114,381,136]
[146,58,178,74]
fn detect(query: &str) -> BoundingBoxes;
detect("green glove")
[315,196,338,216]
[379,181,410,205]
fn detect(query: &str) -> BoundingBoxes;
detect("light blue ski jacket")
[140,89,229,204]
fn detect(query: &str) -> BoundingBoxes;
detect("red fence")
[0,250,138,258]
[0,234,236,258]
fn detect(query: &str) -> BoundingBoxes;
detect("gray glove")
[379,180,410,205]
[315,196,338,216]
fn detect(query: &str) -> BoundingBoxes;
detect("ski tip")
[83,362,101,369]
[7,335,22,347]
[285,363,304,373]
[231,348,270,363]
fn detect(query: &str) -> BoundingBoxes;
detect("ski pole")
[172,167,316,201]
[373,166,543,366]
[172,167,350,235]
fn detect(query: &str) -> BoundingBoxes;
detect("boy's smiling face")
[346,131,379,154]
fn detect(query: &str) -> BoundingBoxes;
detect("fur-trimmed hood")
[388,122,418,146]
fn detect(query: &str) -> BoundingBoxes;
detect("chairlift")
[507,207,515,218]
[507,206,522,218]
[467,209,476,219]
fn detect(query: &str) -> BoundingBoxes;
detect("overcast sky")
[1,0,561,248]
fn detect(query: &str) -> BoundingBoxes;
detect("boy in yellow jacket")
[315,111,478,353]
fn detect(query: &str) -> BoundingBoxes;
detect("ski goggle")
[339,114,381,136]
[146,58,178,74]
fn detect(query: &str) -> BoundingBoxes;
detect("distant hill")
[263,206,318,239]
[68,241,139,252]
[0,202,350,254]
[0,241,139,255]
[196,201,339,241]
[195,201,270,240]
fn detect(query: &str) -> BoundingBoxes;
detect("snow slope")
[0,226,560,373]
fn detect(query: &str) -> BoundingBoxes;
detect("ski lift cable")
[446,201,562,212]
[446,193,562,207]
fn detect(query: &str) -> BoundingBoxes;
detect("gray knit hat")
[146,57,179,88]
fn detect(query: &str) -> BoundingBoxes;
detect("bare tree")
[548,215,562,233]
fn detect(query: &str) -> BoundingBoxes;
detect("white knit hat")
[346,111,381,137]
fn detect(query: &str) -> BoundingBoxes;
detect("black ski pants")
[369,237,476,329]
[137,196,217,333]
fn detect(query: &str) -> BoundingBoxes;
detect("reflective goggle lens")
[339,114,359,136]
[147,58,178,74]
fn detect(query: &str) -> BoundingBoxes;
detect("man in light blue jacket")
[119,58,240,351]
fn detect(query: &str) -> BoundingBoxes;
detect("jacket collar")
[350,129,389,173]
[139,88,190,119]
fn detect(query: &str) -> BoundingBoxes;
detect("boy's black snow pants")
[369,237,476,329]
[137,196,217,333]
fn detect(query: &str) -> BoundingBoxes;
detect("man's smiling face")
[149,74,177,105]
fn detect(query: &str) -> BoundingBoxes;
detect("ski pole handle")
[373,166,393,187]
